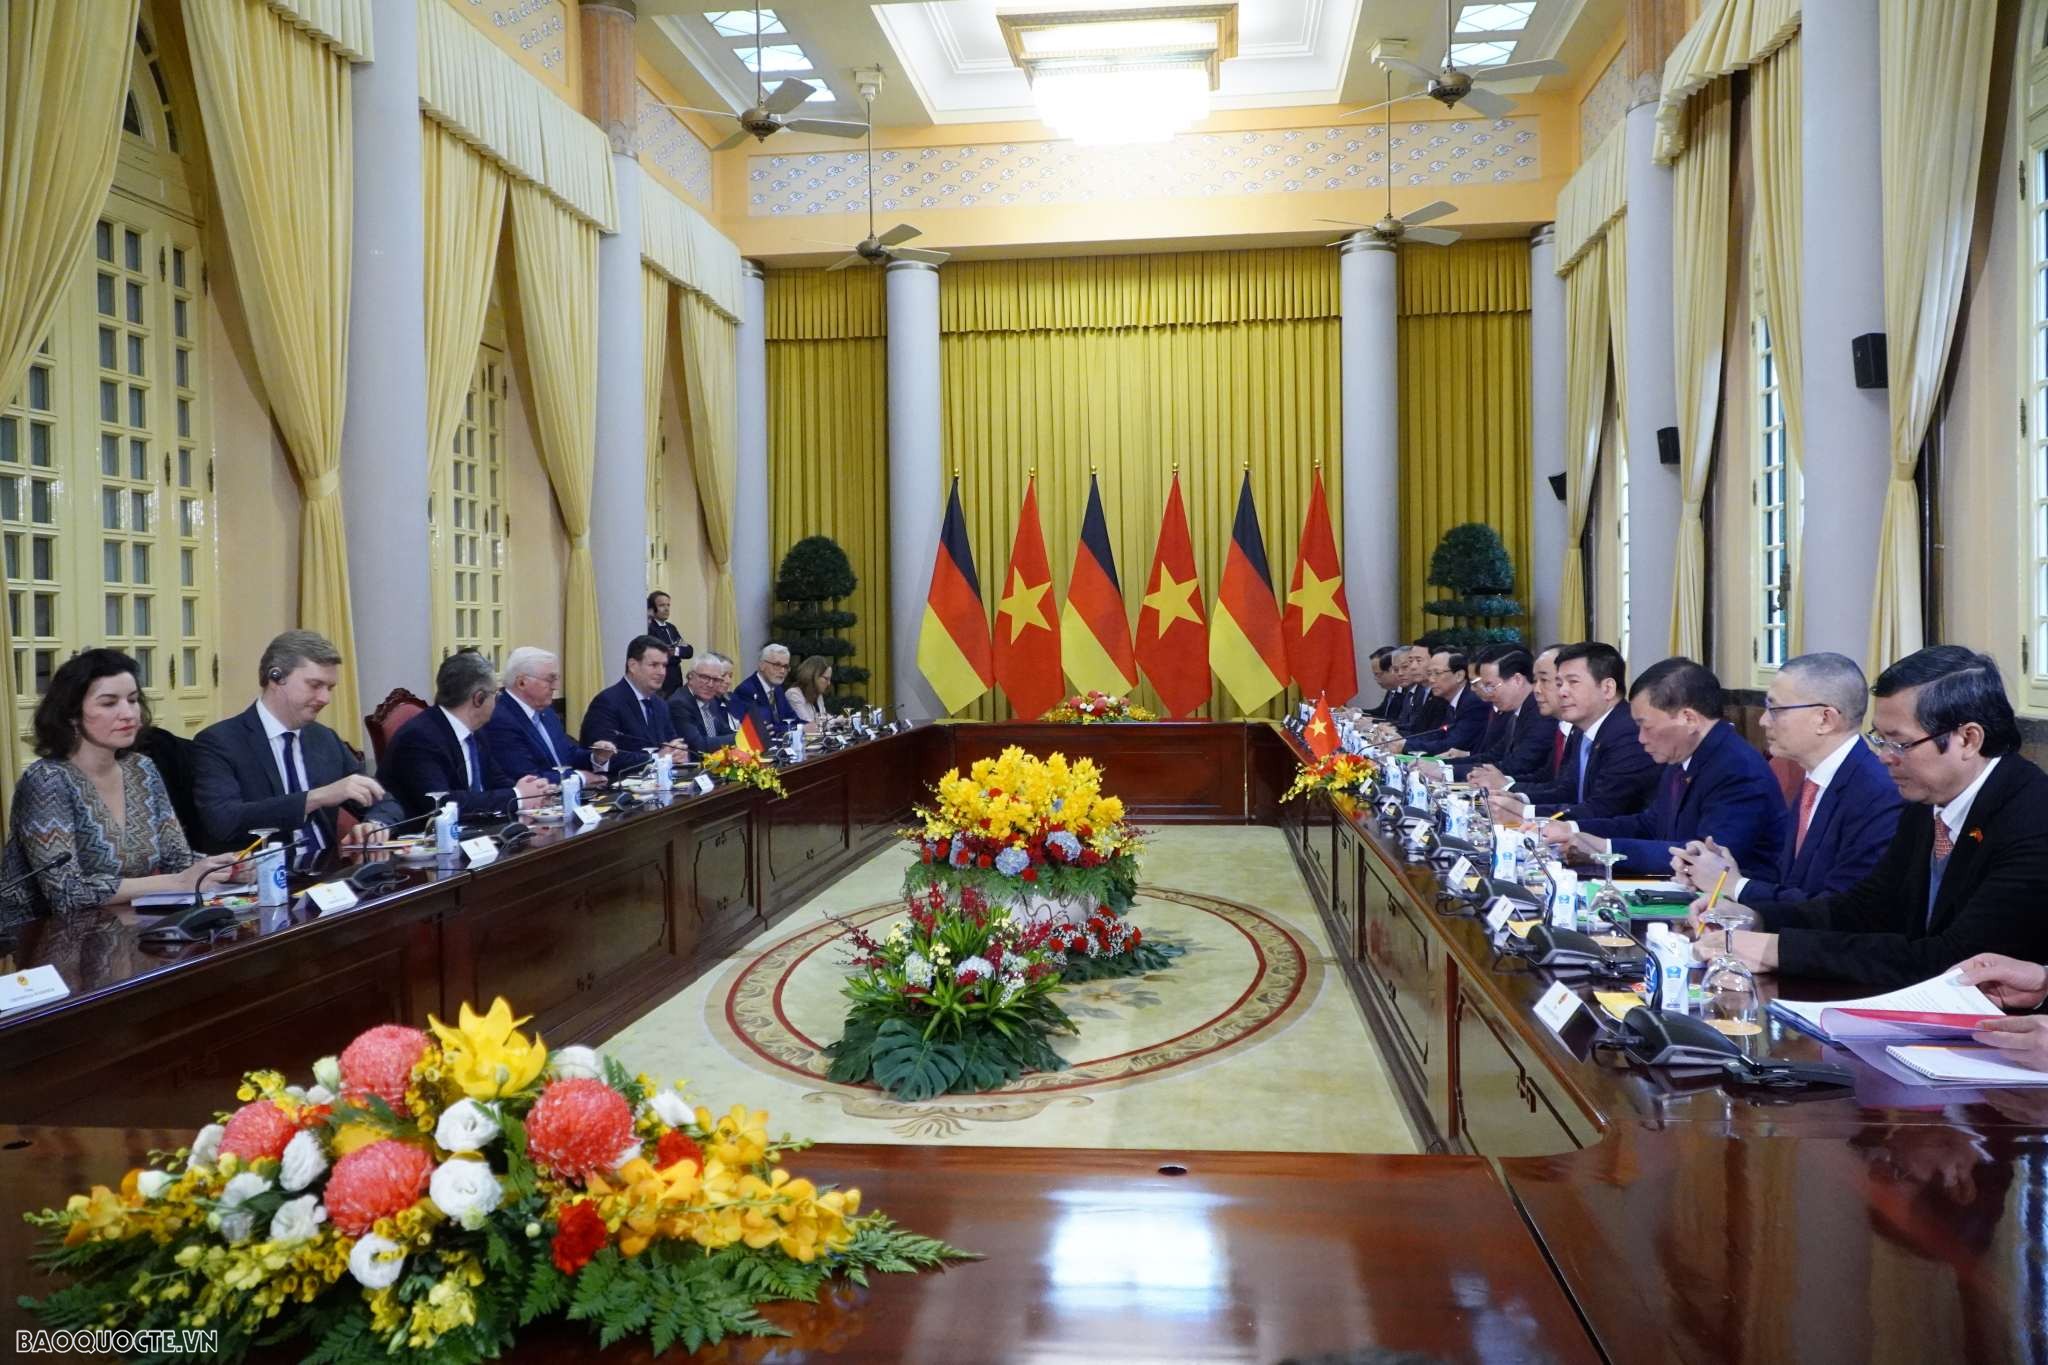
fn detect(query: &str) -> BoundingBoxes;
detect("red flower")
[1128,927,1143,947]
[1079,851,1102,868]
[957,969,981,986]
[525,1078,636,1182]
[551,1200,608,1274]
[655,1129,704,1172]
[1022,867,1039,883]
[339,1024,429,1112]
[220,1100,297,1163]
[977,855,993,869]
[323,1139,433,1235]
[921,848,933,864]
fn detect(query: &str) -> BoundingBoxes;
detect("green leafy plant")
[1420,523,1525,650]
[771,536,867,709]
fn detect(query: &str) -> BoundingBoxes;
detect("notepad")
[1770,971,2003,1044]
[1884,1045,2048,1087]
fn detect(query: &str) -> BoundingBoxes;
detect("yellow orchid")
[63,1185,129,1246]
[700,1104,770,1169]
[427,998,549,1100]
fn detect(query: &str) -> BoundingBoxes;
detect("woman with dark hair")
[785,655,834,727]
[1,649,238,924]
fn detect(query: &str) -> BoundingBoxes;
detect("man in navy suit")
[384,652,553,820]
[1466,644,1569,788]
[671,657,742,753]
[192,630,405,856]
[483,647,618,781]
[1361,646,1401,720]
[1493,641,1659,822]
[579,635,689,757]
[1547,657,1788,877]
[1399,649,1491,756]
[730,643,801,732]
[1704,647,2048,989]
[1450,648,1554,780]
[1671,652,1903,905]
[1394,645,1442,733]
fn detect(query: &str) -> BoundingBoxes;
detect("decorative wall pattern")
[745,118,1540,216]
[444,0,572,97]
[638,81,715,208]
[1578,48,1631,154]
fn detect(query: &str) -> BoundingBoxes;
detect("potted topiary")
[771,535,868,710]
[1420,523,1525,650]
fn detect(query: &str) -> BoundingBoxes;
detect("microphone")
[495,821,534,850]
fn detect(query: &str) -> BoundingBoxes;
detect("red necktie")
[1551,729,1566,773]
[1932,819,1955,863]
[1793,779,1820,855]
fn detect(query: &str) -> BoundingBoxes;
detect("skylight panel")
[737,43,810,73]
[1457,2,1536,33]
[707,9,784,38]
[1449,41,1517,67]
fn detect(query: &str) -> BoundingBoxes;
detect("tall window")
[0,22,217,742]
[2022,6,2048,707]
[447,346,507,664]
[1754,314,1792,670]
[647,432,669,594]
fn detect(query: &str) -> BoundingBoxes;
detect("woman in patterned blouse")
[1,649,238,924]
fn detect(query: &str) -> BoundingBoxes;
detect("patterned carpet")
[603,826,1416,1153]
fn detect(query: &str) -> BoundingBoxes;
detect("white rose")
[610,1140,642,1172]
[549,1045,603,1080]
[186,1123,224,1171]
[434,1099,501,1154]
[279,1130,328,1193]
[427,1159,502,1231]
[348,1233,406,1290]
[218,1171,271,1244]
[268,1194,327,1246]
[305,1083,336,1106]
[647,1089,694,1130]
[136,1170,175,1201]
[312,1056,342,1092]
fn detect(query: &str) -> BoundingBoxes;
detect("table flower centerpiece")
[1281,750,1382,806]
[702,744,786,797]
[1041,691,1156,723]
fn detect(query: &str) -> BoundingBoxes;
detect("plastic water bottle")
[433,800,458,858]
[255,840,288,908]
[653,752,673,793]
[558,770,582,820]
[1546,866,1577,929]
[790,725,807,763]
[1648,924,1691,1014]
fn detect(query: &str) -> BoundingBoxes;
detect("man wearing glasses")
[1670,651,1902,906]
[1392,649,1491,757]
[1698,646,2048,989]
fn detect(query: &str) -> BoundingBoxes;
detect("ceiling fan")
[650,2,866,151]
[823,87,949,273]
[1317,74,1462,248]
[1343,0,1566,122]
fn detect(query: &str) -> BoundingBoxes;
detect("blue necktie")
[1576,735,1591,802]
[280,731,324,858]
[533,708,562,766]
[640,695,657,740]
[464,734,484,792]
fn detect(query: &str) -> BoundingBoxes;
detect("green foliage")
[772,535,867,707]
[903,858,1140,916]
[773,536,856,601]
[1058,937,1184,982]
[1420,522,1523,647]
[827,1010,1072,1102]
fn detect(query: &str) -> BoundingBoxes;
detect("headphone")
[266,668,284,683]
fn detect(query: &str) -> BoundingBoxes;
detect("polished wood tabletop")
[0,1127,1600,1364]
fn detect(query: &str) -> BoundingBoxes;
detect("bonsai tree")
[1419,522,1525,650]
[771,535,868,710]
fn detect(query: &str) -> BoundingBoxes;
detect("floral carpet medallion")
[709,885,1319,1133]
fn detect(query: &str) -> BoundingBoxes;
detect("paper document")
[1885,1045,2048,1087]
[1771,971,2003,1044]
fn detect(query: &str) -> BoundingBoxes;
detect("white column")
[589,155,647,661]
[1340,232,1397,702]
[1799,0,1888,661]
[1623,100,1681,662]
[886,260,944,720]
[732,261,771,660]
[1528,224,1567,649]
[341,0,429,708]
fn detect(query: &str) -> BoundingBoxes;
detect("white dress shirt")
[257,699,310,796]
[1728,734,1861,899]
[441,707,478,789]
[1934,756,2001,848]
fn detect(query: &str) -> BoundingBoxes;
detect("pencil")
[1704,869,1728,915]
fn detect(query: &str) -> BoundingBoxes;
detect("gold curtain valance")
[1398,239,1531,317]
[939,247,1339,335]
[764,267,887,341]
[1654,0,1800,163]
[1554,125,1627,275]
[262,0,373,62]
[640,177,743,322]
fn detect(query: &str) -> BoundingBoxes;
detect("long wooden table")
[5,720,2047,1362]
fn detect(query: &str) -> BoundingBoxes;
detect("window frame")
[2018,4,2048,713]
[1752,307,1796,682]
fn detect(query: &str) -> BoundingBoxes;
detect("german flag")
[1209,472,1290,714]
[735,710,766,754]
[1060,473,1138,696]
[994,475,1063,720]
[916,477,994,713]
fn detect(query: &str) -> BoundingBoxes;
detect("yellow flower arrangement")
[703,745,787,796]
[427,998,549,1100]
[1280,751,1381,804]
[1042,691,1157,724]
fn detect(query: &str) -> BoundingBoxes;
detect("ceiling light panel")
[737,43,811,73]
[1456,2,1535,33]
[1017,17,1222,59]
[706,9,785,38]
[1449,40,1517,67]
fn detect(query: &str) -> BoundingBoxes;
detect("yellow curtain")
[182,0,362,741]
[1869,0,1997,668]
[0,1,137,794]
[1652,0,1801,162]
[502,180,601,711]
[1668,79,1732,659]
[675,289,740,654]
[642,267,669,592]
[1557,236,1611,642]
[1396,241,1532,642]
[420,119,507,666]
[1751,36,1804,653]
[939,248,1340,721]
[765,269,890,707]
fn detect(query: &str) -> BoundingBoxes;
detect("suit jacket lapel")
[1930,761,2010,927]
[242,704,285,798]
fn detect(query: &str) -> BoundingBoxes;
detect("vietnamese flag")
[1209,472,1290,713]
[915,477,994,713]
[1304,693,1337,758]
[1060,474,1138,696]
[1136,472,1208,717]
[1283,469,1357,704]
[995,476,1063,720]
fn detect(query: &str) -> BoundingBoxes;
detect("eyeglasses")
[1761,700,1832,718]
[1863,728,1952,759]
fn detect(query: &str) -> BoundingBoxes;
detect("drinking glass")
[1586,849,1632,937]
[1702,934,1761,1037]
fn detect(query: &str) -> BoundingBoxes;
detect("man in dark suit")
[671,657,741,753]
[1706,647,2048,989]
[1450,648,1553,780]
[483,646,618,781]
[730,643,800,732]
[192,630,404,856]
[1494,641,1658,822]
[384,652,553,820]
[1550,657,1788,877]
[1394,645,1441,733]
[1672,651,1903,905]
[1399,649,1491,756]
[579,635,689,757]
[645,592,692,698]
[1361,646,1401,720]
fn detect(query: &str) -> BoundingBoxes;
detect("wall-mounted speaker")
[1547,472,1567,501]
[1656,427,1681,466]
[1852,332,1887,389]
